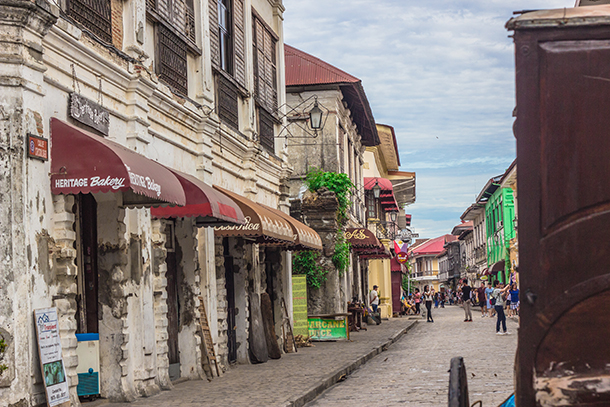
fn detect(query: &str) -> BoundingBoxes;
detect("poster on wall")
[34,308,70,406]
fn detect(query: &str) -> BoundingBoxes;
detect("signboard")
[27,133,48,161]
[397,252,408,263]
[308,316,348,341]
[34,308,70,406]
[292,275,309,338]
[69,93,110,135]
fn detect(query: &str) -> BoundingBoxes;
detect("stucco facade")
[0,0,294,405]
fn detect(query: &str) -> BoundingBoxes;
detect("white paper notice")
[35,308,70,406]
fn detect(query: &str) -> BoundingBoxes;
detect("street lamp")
[390,210,398,223]
[309,99,323,131]
[372,180,381,199]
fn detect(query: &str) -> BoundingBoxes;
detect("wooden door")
[391,272,402,314]
[512,13,610,406]
[223,239,237,364]
[76,193,99,334]
[164,222,180,379]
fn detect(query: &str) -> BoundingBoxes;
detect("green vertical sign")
[292,275,308,337]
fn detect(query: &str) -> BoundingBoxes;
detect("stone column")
[300,188,344,315]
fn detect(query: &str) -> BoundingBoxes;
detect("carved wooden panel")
[68,0,112,43]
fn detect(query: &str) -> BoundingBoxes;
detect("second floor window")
[253,13,278,114]
[67,0,112,44]
[147,0,197,96]
[218,0,232,73]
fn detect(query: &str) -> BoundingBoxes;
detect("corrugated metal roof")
[285,44,360,86]
[284,44,380,147]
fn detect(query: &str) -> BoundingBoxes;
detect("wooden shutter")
[263,30,276,112]
[233,0,246,87]
[209,0,220,68]
[255,19,266,103]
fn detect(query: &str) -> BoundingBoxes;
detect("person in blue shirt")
[485,282,495,318]
[508,283,520,317]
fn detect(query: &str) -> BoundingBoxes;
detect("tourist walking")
[508,284,520,317]
[477,282,487,317]
[424,285,434,322]
[485,281,495,317]
[460,279,473,322]
[414,288,421,315]
[492,281,511,335]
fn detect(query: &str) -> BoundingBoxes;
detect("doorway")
[75,193,99,334]
[164,221,181,381]
[223,239,237,364]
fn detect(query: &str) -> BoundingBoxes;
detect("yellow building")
[362,124,415,318]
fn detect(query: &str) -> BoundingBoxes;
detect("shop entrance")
[165,221,181,381]
[223,239,237,364]
[75,193,99,334]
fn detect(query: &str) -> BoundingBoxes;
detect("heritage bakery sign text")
[54,166,162,197]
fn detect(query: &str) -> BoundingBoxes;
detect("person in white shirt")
[369,285,380,313]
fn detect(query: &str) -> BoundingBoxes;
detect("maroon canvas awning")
[50,118,186,206]
[259,203,323,251]
[151,170,244,226]
[490,261,505,274]
[213,186,295,246]
[346,228,391,259]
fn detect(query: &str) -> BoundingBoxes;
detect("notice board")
[34,308,70,406]
[308,315,349,341]
[292,275,308,337]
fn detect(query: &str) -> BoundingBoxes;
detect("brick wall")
[111,0,123,50]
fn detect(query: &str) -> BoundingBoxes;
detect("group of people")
[458,279,520,334]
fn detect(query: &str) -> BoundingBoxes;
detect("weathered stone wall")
[299,189,346,315]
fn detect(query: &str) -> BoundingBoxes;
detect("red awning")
[50,118,186,206]
[490,261,505,274]
[151,170,244,226]
[213,186,296,246]
[364,177,393,191]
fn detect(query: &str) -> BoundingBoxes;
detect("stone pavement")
[305,305,519,407]
[94,317,418,407]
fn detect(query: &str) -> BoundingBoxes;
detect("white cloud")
[283,0,569,237]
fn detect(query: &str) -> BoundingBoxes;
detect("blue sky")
[283,0,570,239]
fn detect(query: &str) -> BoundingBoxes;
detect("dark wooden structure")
[507,6,610,406]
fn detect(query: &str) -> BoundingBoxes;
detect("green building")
[485,186,515,283]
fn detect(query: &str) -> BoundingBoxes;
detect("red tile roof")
[411,235,457,256]
[285,44,360,86]
[284,44,380,147]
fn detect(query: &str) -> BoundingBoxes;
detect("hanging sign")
[34,308,70,406]
[397,252,408,263]
[69,93,110,136]
[27,133,48,161]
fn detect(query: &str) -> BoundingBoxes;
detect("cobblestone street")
[94,305,517,407]
[306,305,518,407]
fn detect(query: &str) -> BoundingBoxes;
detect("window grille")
[68,0,112,43]
[157,25,188,96]
[258,107,274,153]
[218,74,239,130]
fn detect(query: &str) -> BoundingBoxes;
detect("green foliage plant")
[0,338,7,376]
[304,168,354,223]
[332,231,351,276]
[293,250,327,289]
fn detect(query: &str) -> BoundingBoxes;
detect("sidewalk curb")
[286,320,419,407]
